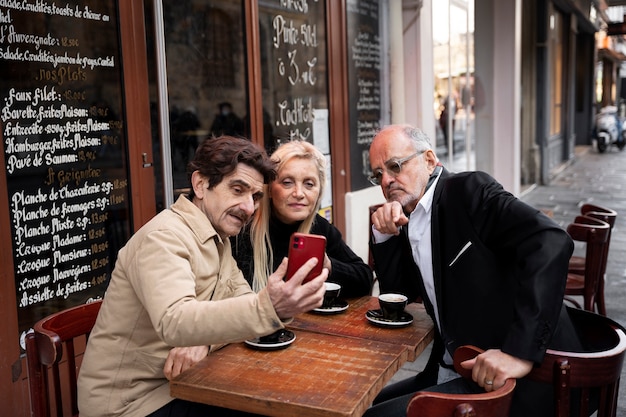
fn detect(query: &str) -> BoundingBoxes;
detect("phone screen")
[285,233,327,283]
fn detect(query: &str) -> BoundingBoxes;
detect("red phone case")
[286,233,327,283]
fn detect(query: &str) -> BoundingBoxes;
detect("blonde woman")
[232,140,373,298]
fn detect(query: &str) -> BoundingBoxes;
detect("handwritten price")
[278,51,317,86]
[91,257,109,269]
[91,273,107,286]
[77,150,96,161]
[88,227,106,240]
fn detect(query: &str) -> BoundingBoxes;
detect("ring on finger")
[485,380,493,385]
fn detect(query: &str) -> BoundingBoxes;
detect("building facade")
[0,0,619,414]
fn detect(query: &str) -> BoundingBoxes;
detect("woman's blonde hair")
[249,140,327,291]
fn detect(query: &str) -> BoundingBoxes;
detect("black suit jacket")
[371,169,579,416]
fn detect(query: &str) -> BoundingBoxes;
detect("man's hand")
[371,201,409,235]
[460,349,533,392]
[266,257,327,319]
[163,345,209,380]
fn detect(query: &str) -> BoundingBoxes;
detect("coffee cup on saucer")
[322,282,341,308]
[259,329,291,344]
[378,293,408,321]
[259,329,283,343]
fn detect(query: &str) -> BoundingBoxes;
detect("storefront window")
[146,0,332,216]
[432,0,474,171]
[144,0,248,207]
[163,1,248,195]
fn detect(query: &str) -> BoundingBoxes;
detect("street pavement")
[387,144,626,416]
[522,144,626,416]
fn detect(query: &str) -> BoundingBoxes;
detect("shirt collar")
[415,167,442,215]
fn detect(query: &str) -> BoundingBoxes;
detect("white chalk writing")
[1,1,126,316]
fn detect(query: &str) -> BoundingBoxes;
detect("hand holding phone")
[285,233,327,284]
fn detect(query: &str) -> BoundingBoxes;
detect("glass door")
[146,0,250,211]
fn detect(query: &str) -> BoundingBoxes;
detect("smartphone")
[285,233,327,283]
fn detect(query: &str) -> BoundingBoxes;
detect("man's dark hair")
[187,136,276,198]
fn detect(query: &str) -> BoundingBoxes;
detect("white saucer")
[244,330,296,350]
[365,309,413,327]
[312,299,349,314]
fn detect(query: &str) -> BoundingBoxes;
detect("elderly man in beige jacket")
[77,136,327,417]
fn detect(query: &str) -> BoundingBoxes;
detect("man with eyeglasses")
[365,124,582,417]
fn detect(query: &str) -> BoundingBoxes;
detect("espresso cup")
[259,329,286,344]
[378,293,408,321]
[322,282,341,308]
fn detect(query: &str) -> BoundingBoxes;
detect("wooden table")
[290,297,434,361]
[171,331,406,417]
[170,297,435,417]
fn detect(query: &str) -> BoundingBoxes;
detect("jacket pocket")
[120,350,166,405]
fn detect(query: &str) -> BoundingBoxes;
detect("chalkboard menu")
[0,1,130,350]
[259,0,330,153]
[346,0,382,190]
[258,0,332,217]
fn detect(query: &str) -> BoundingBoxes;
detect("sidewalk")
[388,145,626,416]
[521,144,626,416]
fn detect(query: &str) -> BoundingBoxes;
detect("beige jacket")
[77,195,284,417]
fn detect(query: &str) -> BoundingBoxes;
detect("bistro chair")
[527,307,626,417]
[564,215,611,314]
[406,345,516,417]
[26,300,102,417]
[567,204,617,316]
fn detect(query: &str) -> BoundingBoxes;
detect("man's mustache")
[228,209,250,224]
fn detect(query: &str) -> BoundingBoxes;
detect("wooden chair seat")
[568,257,585,273]
[564,215,610,314]
[565,274,584,290]
[406,345,516,417]
[26,300,102,417]
[567,204,617,315]
[527,307,626,417]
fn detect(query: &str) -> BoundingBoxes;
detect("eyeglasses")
[368,152,421,186]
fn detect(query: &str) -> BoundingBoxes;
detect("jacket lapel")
[430,170,447,328]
